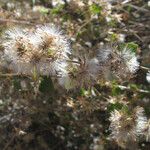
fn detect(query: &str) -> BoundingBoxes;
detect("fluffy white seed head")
[109,107,149,148]
[109,109,137,149]
[35,24,71,59]
[97,46,139,80]
[1,25,71,76]
[2,27,29,63]
[2,27,34,74]
[58,57,100,90]
[98,47,112,64]
[117,48,139,74]
[135,107,147,136]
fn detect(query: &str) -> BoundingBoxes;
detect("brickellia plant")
[1,24,140,87]
[0,24,150,150]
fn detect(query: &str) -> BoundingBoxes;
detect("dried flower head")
[2,27,28,62]
[2,27,33,74]
[134,107,147,136]
[109,107,148,148]
[2,25,71,76]
[98,47,112,64]
[117,48,139,74]
[58,57,100,90]
[109,109,137,149]
[97,46,139,80]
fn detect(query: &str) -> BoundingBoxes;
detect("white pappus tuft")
[98,47,112,64]
[1,25,71,76]
[58,57,100,90]
[109,109,137,149]
[135,107,147,136]
[35,24,71,59]
[117,47,139,74]
[2,27,29,63]
[92,45,140,80]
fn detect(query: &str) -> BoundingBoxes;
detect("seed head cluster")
[58,57,100,90]
[2,25,70,76]
[109,107,149,149]
[1,25,140,89]
[109,109,137,148]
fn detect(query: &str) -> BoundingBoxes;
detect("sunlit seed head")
[35,24,71,59]
[109,107,149,148]
[106,47,140,79]
[97,46,115,80]
[3,27,27,41]
[134,107,147,136]
[86,58,100,78]
[117,47,139,74]
[28,32,43,50]
[97,47,112,64]
[2,25,71,76]
[58,74,74,91]
[58,57,100,90]
[58,59,80,90]
[109,109,137,149]
[2,27,28,63]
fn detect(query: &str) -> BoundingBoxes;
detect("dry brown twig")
[0,18,34,25]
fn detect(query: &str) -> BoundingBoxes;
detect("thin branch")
[128,29,143,42]
[124,4,149,12]
[66,59,81,64]
[0,73,63,79]
[105,82,150,94]
[3,133,16,150]
[118,85,150,94]
[0,73,29,77]
[140,66,150,71]
[0,18,34,25]
[75,18,93,38]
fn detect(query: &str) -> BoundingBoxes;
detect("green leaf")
[126,42,138,53]
[121,105,130,115]
[127,5,132,13]
[112,85,122,96]
[80,88,89,96]
[39,76,54,93]
[107,19,117,27]
[51,5,64,15]
[90,4,102,14]
[13,78,21,90]
[107,33,118,42]
[145,107,150,116]
[129,84,138,91]
[119,42,139,53]
[39,7,49,14]
[107,102,123,112]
